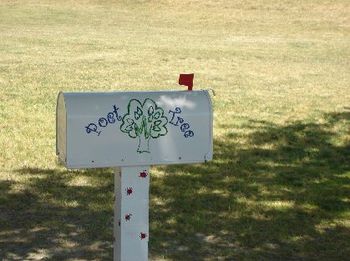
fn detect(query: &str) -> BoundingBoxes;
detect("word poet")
[85,105,122,136]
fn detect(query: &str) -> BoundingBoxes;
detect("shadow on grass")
[150,111,350,260]
[0,168,114,260]
[1,111,349,260]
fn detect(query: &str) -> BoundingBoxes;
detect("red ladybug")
[126,187,133,195]
[140,232,147,240]
[139,170,148,178]
[125,213,132,221]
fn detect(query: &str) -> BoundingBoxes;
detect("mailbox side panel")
[64,90,213,168]
[56,92,67,165]
[204,90,213,161]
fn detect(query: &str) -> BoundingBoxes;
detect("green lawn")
[0,0,349,260]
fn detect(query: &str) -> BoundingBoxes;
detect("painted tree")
[120,98,168,153]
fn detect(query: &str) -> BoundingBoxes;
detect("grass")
[0,0,349,260]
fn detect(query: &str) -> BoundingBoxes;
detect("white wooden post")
[114,166,150,261]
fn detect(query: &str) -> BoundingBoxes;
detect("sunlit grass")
[1,0,350,260]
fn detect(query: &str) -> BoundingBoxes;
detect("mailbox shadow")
[1,111,349,260]
[150,111,350,260]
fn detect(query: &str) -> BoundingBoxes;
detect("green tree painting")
[120,98,168,153]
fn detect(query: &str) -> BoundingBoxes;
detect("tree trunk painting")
[137,135,150,153]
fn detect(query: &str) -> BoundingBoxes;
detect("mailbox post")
[56,90,213,260]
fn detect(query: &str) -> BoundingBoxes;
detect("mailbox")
[56,90,213,168]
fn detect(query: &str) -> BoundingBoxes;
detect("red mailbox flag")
[179,73,194,91]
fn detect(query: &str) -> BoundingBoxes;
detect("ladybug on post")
[126,187,133,195]
[125,213,132,221]
[139,170,148,178]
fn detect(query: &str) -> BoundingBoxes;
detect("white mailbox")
[56,89,213,261]
[56,90,213,168]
